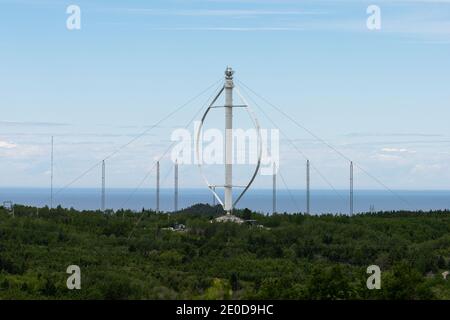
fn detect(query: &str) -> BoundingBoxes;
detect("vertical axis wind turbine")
[196,67,262,217]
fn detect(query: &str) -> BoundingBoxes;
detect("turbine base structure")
[214,214,244,224]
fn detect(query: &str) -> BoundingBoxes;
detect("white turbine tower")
[224,67,234,214]
[196,67,262,222]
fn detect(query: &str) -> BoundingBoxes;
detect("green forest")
[0,204,449,300]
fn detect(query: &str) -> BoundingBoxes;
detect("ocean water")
[1,188,449,214]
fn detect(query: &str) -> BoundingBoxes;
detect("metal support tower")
[156,161,160,213]
[101,160,105,212]
[174,160,179,212]
[224,67,234,214]
[350,161,354,215]
[306,159,310,215]
[50,136,54,209]
[272,162,277,214]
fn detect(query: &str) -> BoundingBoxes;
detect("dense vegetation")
[0,204,449,300]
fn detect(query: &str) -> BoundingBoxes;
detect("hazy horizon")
[2,188,449,214]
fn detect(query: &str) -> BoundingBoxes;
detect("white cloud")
[0,140,17,149]
[148,27,305,31]
[111,8,325,17]
[375,153,403,161]
[0,120,68,127]
[411,163,443,174]
[381,147,415,153]
[0,141,44,159]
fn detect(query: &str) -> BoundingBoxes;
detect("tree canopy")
[0,204,449,300]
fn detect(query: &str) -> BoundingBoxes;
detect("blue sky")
[1,0,450,192]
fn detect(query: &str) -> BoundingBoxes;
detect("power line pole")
[306,159,310,214]
[273,162,276,214]
[50,136,54,209]
[156,161,160,213]
[101,160,105,212]
[174,160,178,212]
[350,161,354,216]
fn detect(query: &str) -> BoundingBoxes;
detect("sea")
[1,188,449,214]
